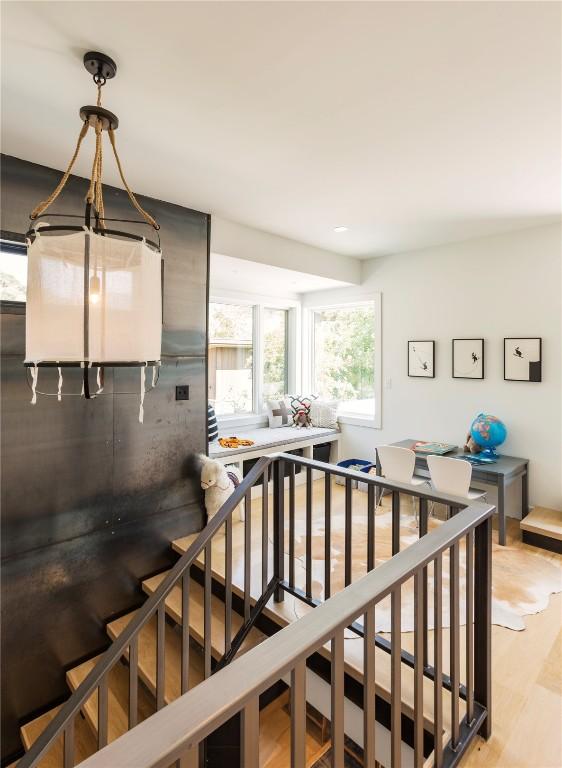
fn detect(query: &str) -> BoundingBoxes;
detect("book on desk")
[412,441,456,455]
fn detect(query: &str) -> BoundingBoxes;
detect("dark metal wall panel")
[0,155,209,762]
[112,358,207,525]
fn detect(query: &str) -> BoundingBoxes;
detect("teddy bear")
[464,432,481,454]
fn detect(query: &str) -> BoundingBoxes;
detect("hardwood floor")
[174,479,562,768]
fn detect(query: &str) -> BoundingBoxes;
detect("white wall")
[301,224,562,515]
[212,216,361,285]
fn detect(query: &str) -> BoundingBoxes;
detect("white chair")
[376,445,428,524]
[427,455,487,517]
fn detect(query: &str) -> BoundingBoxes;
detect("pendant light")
[25,52,162,421]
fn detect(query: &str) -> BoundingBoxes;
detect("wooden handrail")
[77,500,495,768]
[19,451,487,768]
[17,455,275,768]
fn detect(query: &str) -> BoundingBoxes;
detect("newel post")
[474,514,492,738]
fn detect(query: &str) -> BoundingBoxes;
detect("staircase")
[14,454,494,768]
[520,506,562,554]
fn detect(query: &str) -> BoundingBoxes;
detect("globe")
[470,413,507,457]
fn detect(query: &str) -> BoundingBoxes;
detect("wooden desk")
[375,439,529,546]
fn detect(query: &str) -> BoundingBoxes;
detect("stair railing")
[76,496,494,768]
[18,452,493,768]
[17,455,276,768]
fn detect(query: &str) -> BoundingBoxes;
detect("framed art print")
[452,338,484,379]
[504,338,542,382]
[408,340,435,378]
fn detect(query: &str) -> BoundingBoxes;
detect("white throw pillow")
[266,397,293,428]
[309,399,339,429]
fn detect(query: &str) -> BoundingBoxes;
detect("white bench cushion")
[209,426,339,459]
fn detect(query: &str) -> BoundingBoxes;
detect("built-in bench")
[210,426,340,490]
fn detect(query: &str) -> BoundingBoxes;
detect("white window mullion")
[254,304,263,414]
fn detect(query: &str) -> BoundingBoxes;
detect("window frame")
[304,294,382,429]
[0,232,27,312]
[209,290,300,428]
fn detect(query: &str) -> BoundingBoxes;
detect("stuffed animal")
[199,455,244,524]
[293,408,311,428]
[464,432,481,454]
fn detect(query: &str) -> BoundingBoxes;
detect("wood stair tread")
[106,611,205,703]
[260,691,331,768]
[520,506,562,541]
[142,572,265,659]
[20,705,97,768]
[66,655,155,744]
[172,520,449,737]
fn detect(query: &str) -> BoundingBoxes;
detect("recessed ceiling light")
[333,226,348,233]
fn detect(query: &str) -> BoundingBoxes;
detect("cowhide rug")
[289,506,562,632]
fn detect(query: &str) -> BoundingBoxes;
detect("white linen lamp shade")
[25,229,162,365]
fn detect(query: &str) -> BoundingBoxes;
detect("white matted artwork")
[452,338,484,379]
[504,338,542,382]
[408,340,435,378]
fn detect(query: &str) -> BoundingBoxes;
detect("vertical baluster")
[391,587,402,767]
[291,659,307,768]
[241,697,260,768]
[181,571,190,694]
[367,484,375,572]
[129,635,139,728]
[244,490,252,622]
[176,744,198,768]
[204,542,212,678]
[413,572,424,767]
[331,629,344,767]
[419,497,429,667]
[433,554,443,767]
[289,463,296,589]
[63,718,74,768]
[450,542,460,749]
[474,516,492,739]
[306,466,313,598]
[98,675,108,749]
[324,472,332,599]
[392,491,400,555]
[363,604,376,768]
[273,458,285,602]
[157,602,166,710]
[466,531,474,724]
[262,470,269,594]
[391,490,400,555]
[224,516,233,656]
[344,477,352,586]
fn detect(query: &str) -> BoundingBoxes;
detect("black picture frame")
[504,337,542,382]
[408,340,435,378]
[452,338,484,379]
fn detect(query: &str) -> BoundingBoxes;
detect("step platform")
[521,507,562,553]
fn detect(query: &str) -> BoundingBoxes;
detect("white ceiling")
[2,2,561,258]
[210,252,351,297]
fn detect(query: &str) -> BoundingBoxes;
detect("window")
[263,307,288,401]
[1,240,27,303]
[312,302,376,418]
[208,302,254,415]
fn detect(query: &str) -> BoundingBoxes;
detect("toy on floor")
[199,455,244,524]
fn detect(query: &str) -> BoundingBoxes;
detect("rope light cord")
[29,79,159,230]
[107,128,159,230]
[30,121,90,220]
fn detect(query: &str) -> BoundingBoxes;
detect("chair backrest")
[377,445,416,483]
[427,454,472,497]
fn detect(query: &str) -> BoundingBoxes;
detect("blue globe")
[470,413,507,457]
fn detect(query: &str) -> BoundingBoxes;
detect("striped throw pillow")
[208,404,218,442]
